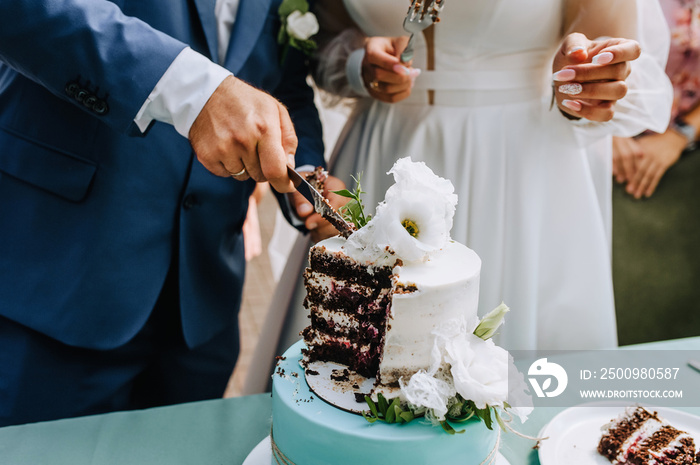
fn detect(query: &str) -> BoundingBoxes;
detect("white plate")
[537,402,700,465]
[243,436,512,465]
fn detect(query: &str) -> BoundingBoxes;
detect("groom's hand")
[552,33,640,122]
[189,75,297,193]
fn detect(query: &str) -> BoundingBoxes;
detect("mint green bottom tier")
[271,340,498,465]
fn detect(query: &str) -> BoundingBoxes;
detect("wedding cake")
[270,158,530,465]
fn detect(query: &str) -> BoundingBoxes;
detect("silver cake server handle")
[287,166,355,239]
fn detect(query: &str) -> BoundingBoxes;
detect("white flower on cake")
[346,157,457,264]
[444,333,509,410]
[286,10,319,41]
[396,308,532,426]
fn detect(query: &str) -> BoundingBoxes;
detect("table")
[1,337,698,465]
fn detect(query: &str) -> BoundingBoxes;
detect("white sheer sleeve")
[564,0,673,141]
[312,0,369,105]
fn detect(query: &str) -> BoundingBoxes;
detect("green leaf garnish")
[440,421,465,435]
[333,174,371,229]
[365,396,379,418]
[362,394,416,426]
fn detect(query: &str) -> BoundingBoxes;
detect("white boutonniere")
[278,0,319,63]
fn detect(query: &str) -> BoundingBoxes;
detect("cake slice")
[598,406,699,464]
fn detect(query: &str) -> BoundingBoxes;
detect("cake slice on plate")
[598,406,699,464]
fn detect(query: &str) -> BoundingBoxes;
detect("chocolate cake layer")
[309,311,383,344]
[308,247,395,288]
[598,407,655,460]
[304,272,392,315]
[302,327,381,378]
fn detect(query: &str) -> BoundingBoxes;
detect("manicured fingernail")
[409,68,422,77]
[552,69,576,82]
[561,99,582,112]
[393,64,411,75]
[298,203,313,215]
[568,46,585,55]
[592,52,613,65]
[308,222,318,230]
[287,154,295,167]
[559,83,583,95]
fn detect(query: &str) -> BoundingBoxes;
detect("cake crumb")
[331,369,350,382]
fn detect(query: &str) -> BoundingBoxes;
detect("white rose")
[286,10,319,41]
[387,157,456,201]
[444,333,510,409]
[370,186,452,262]
[344,157,458,265]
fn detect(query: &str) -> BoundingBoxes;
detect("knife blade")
[287,166,355,238]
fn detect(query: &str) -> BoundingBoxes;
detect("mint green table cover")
[1,337,698,465]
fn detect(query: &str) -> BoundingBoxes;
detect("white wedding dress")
[323,0,672,350]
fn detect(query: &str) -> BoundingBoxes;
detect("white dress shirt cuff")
[346,48,370,97]
[134,47,232,138]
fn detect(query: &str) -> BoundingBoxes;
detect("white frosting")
[381,241,481,384]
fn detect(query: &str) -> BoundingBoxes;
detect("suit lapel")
[191,0,219,60]
[225,0,273,74]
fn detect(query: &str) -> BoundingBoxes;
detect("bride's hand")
[361,36,420,103]
[552,33,640,122]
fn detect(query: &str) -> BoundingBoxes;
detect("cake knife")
[287,166,355,238]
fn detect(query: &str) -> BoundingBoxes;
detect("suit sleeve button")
[92,100,109,115]
[83,95,97,109]
[75,89,89,104]
[65,82,80,98]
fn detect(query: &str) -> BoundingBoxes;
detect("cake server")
[287,166,355,238]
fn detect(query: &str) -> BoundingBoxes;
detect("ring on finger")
[369,80,380,90]
[228,167,247,178]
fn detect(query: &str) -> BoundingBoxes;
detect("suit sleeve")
[273,47,325,170]
[0,0,188,135]
[271,45,326,232]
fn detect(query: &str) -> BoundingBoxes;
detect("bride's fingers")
[559,99,616,122]
[380,81,413,94]
[557,80,628,102]
[374,66,415,85]
[591,40,641,65]
[365,37,403,70]
[557,62,630,84]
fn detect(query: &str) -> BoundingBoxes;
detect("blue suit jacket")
[0,0,324,349]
